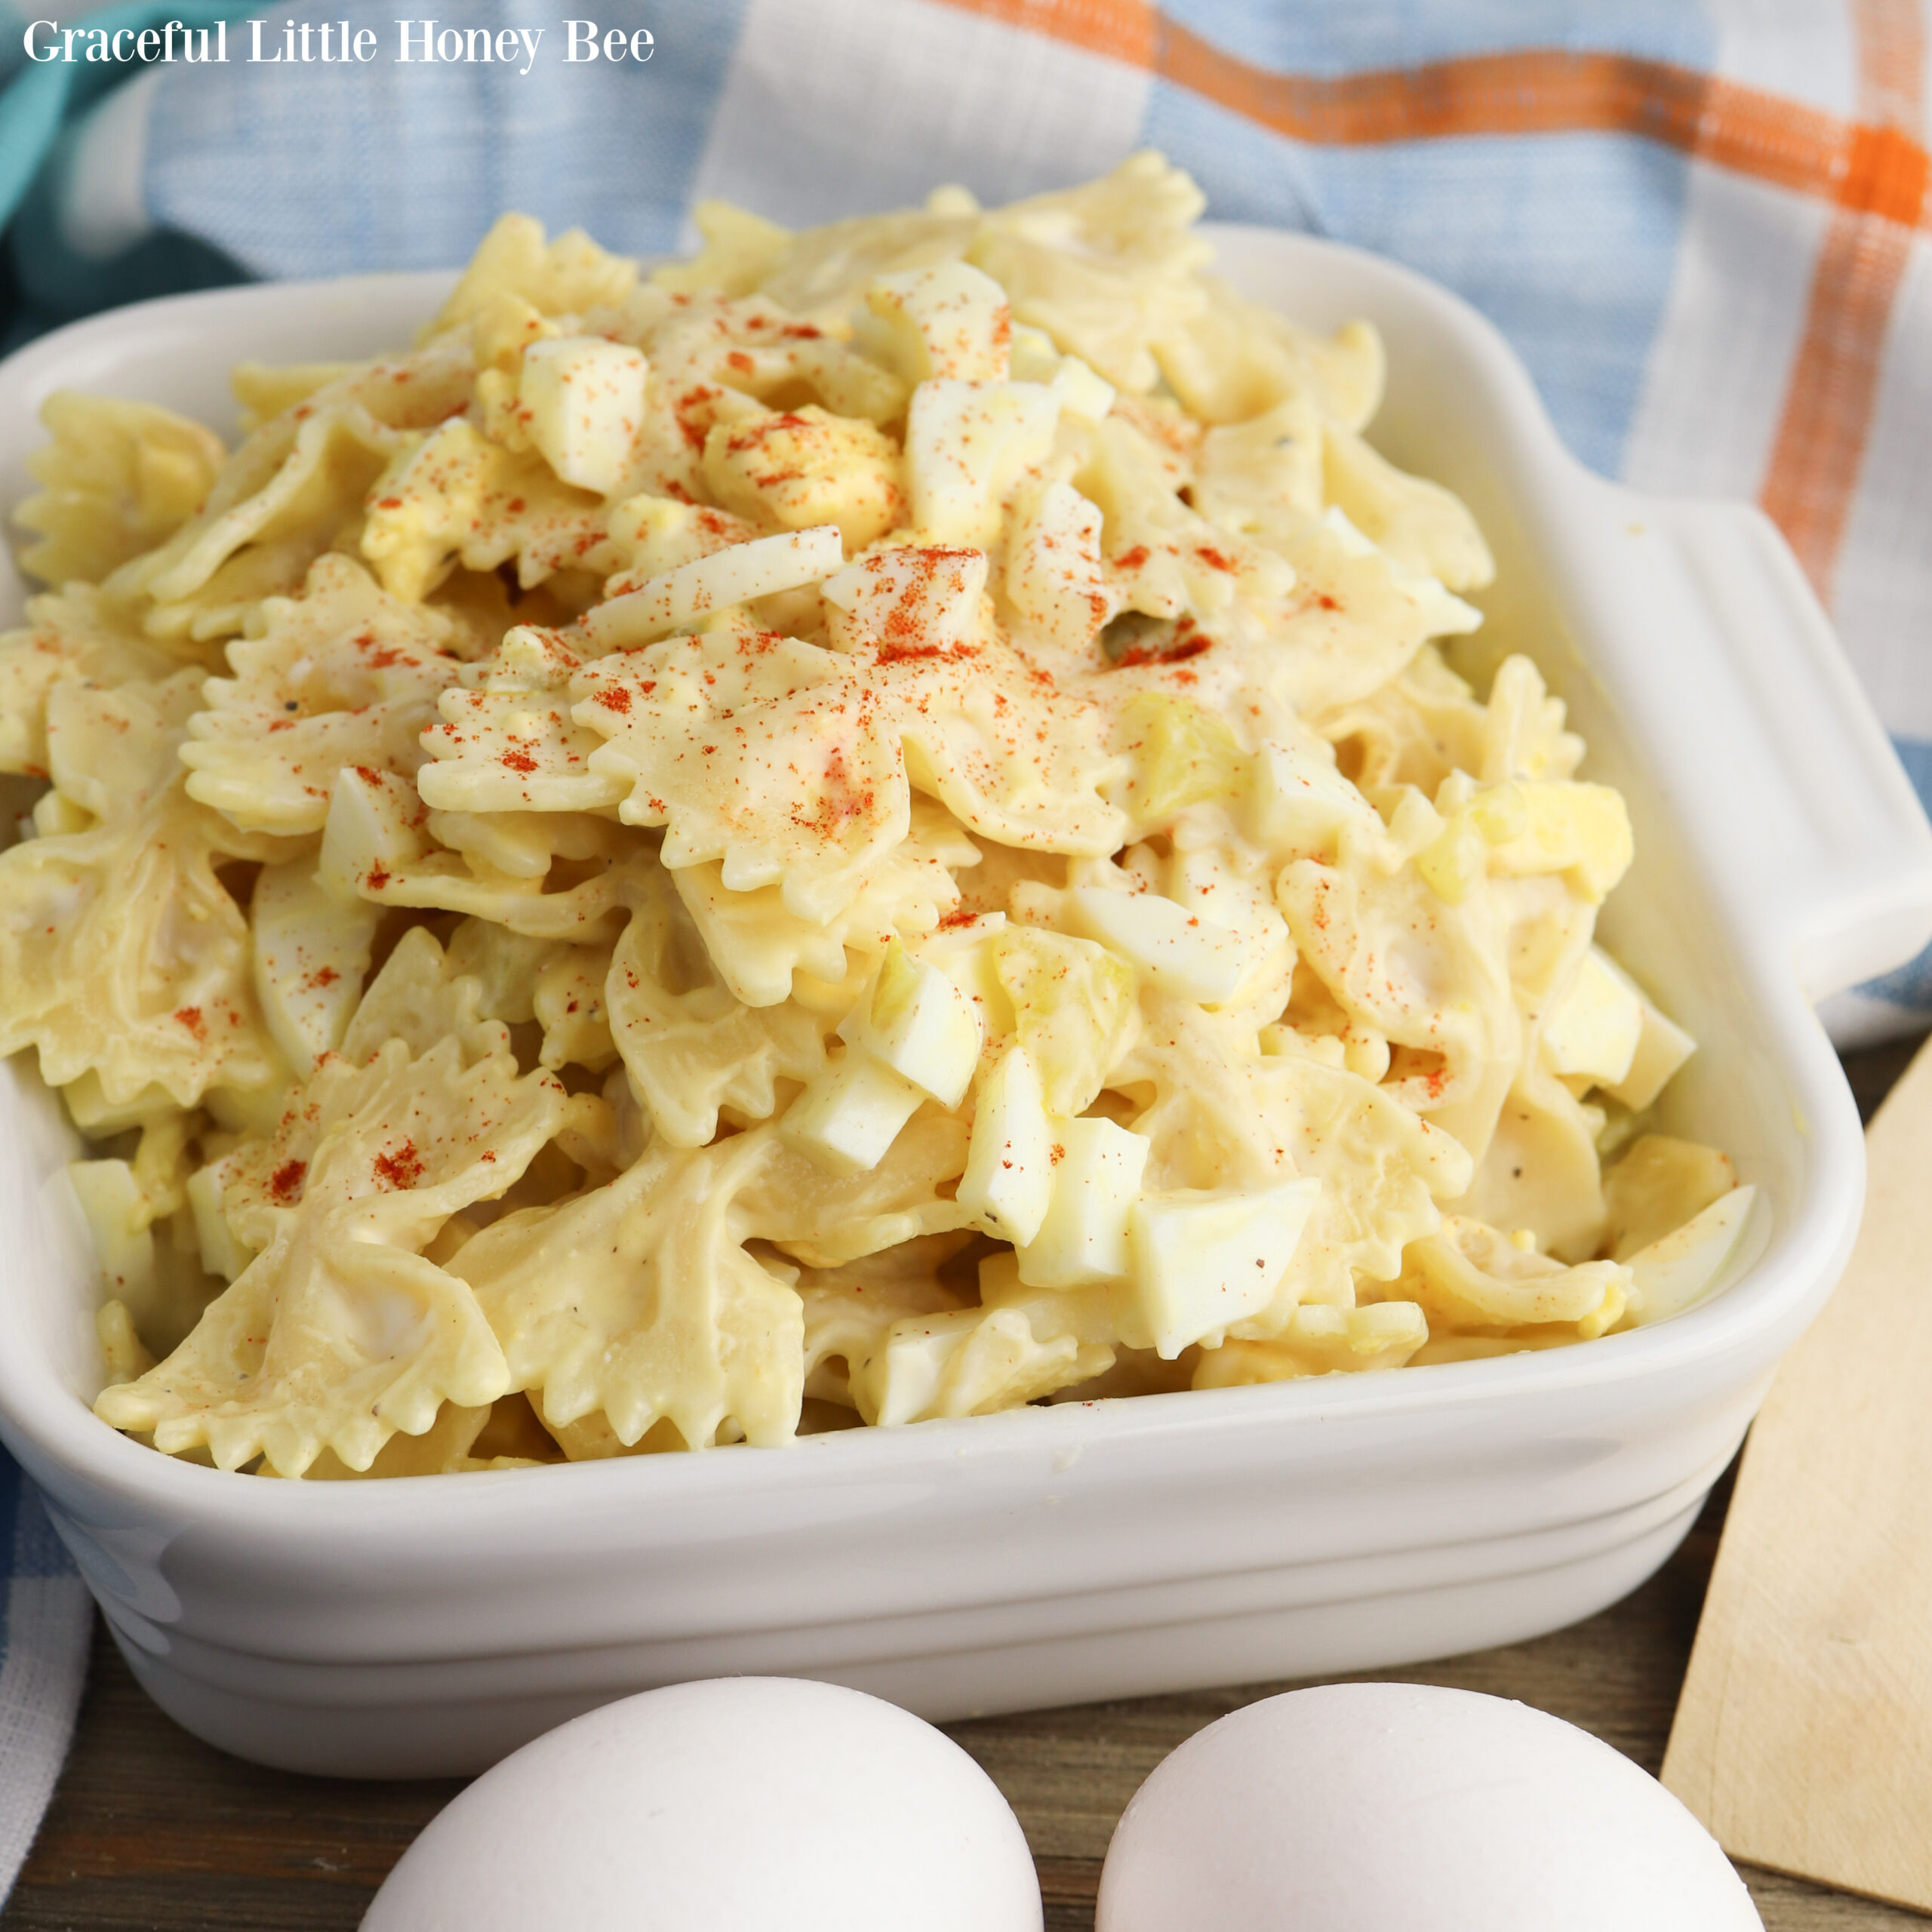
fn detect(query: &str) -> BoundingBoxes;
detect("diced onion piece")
[1626,1185,1755,1327]
[518,335,648,496]
[1127,1178,1321,1358]
[839,940,983,1108]
[957,1046,1054,1247]
[782,1048,927,1177]
[1542,946,1644,1088]
[251,860,380,1071]
[585,525,844,650]
[1066,886,1245,1004]
[1015,1115,1150,1288]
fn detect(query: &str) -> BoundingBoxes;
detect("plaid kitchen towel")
[4,1,1932,1035]
[0,1455,91,1897]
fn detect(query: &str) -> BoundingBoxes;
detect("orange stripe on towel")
[1759,0,1926,600]
[932,0,1932,232]
[934,0,1158,66]
[930,0,1930,601]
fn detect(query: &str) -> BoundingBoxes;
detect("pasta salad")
[0,154,1752,1478]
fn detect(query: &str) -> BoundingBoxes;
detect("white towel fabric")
[0,1465,89,1894]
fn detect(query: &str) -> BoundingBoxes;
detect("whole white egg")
[1096,1682,1761,1931]
[361,1676,1041,1931]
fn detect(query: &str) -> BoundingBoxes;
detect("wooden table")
[5,1038,1922,1932]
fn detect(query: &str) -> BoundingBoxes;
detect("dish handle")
[1597,489,1932,1002]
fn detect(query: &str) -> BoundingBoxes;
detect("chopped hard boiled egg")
[1244,730,1371,855]
[66,1160,155,1308]
[702,406,903,551]
[1597,956,1697,1110]
[903,380,1061,547]
[1049,357,1116,424]
[1626,1185,1755,1326]
[586,525,844,649]
[1066,886,1246,1004]
[186,1165,257,1282]
[957,1046,1056,1247]
[1016,1115,1152,1289]
[1541,946,1644,1088]
[1004,480,1108,656]
[517,335,648,496]
[251,860,380,1069]
[848,1304,1096,1427]
[839,940,984,1109]
[863,262,1012,386]
[782,1048,928,1177]
[822,545,987,656]
[1127,1177,1321,1358]
[318,764,429,903]
[1007,323,1115,420]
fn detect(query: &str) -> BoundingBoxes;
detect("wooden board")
[1665,1033,1932,1910]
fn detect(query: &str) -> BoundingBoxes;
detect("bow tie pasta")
[2,154,1746,1478]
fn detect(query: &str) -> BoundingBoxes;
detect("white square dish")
[2,226,1928,1779]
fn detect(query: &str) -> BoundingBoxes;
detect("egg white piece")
[1096,1682,1761,1931]
[361,1677,1041,1932]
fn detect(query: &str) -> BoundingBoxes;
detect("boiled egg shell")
[362,1676,1041,1932]
[1097,1682,1761,1931]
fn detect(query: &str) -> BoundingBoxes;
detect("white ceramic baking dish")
[1,228,1927,1779]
